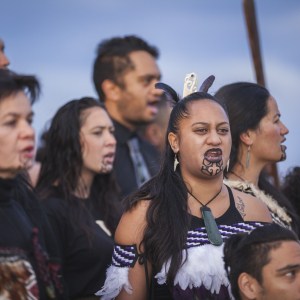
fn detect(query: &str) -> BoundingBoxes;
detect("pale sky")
[1,0,300,179]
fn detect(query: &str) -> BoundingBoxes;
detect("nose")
[0,52,10,68]
[106,131,116,147]
[207,130,221,145]
[280,121,289,135]
[151,79,164,98]
[20,121,35,140]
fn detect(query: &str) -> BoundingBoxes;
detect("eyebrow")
[276,264,300,273]
[192,121,230,126]
[274,112,281,118]
[138,73,161,82]
[3,111,34,118]
[91,125,114,130]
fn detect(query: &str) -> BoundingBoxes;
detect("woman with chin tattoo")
[97,75,272,300]
[36,97,121,299]
[215,82,299,235]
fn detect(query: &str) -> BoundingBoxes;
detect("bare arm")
[115,201,151,300]
[233,189,272,222]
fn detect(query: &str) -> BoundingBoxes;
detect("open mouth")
[103,152,115,164]
[147,101,159,115]
[204,148,223,163]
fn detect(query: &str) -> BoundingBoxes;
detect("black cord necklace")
[189,186,223,246]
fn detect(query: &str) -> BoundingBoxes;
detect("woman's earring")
[174,153,179,172]
[226,159,230,173]
[246,145,251,169]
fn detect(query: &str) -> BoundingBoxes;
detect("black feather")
[155,82,180,103]
[199,75,215,93]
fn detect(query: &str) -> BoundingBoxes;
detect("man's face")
[115,50,162,130]
[256,241,300,300]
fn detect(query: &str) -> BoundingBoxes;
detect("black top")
[113,120,161,198]
[0,177,63,300]
[151,185,244,300]
[190,185,244,228]
[41,187,114,299]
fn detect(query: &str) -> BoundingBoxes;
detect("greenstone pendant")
[200,206,223,246]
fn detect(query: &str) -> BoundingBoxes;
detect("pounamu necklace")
[189,186,223,246]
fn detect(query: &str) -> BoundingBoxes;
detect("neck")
[228,163,263,186]
[185,175,224,205]
[75,171,94,198]
[105,102,137,131]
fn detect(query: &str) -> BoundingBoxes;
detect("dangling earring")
[226,159,230,173]
[174,153,179,172]
[246,145,251,168]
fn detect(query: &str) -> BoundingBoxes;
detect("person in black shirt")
[0,69,63,299]
[36,97,121,299]
[93,35,163,198]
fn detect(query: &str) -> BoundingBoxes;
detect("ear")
[240,130,254,146]
[101,79,121,101]
[238,273,261,300]
[168,132,179,153]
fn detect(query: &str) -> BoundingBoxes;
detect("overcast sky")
[1,0,300,179]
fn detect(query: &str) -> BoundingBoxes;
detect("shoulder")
[115,200,150,248]
[231,188,272,223]
[41,194,67,217]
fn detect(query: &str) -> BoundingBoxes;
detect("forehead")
[128,51,160,74]
[0,39,4,50]
[266,241,300,271]
[266,96,279,114]
[81,106,112,127]
[183,99,229,124]
[0,92,31,116]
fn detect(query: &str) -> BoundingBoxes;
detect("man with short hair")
[93,35,163,197]
[223,223,300,300]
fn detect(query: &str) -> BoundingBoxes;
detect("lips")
[204,148,223,163]
[21,145,35,159]
[147,102,158,116]
[103,152,115,164]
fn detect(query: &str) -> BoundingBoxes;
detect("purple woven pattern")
[111,244,139,268]
[187,221,265,248]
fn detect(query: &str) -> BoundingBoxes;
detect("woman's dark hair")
[215,82,299,235]
[0,69,40,104]
[223,223,298,300]
[214,82,269,173]
[36,97,121,236]
[124,83,229,284]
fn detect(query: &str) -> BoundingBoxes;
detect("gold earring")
[246,145,251,168]
[174,153,179,172]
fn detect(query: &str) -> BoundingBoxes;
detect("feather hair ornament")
[155,73,216,103]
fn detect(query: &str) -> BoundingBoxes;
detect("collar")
[113,119,137,144]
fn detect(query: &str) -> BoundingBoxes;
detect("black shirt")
[113,120,161,198]
[41,187,114,299]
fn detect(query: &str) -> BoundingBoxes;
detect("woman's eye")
[195,128,207,134]
[218,128,229,134]
[93,131,102,136]
[4,120,17,127]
